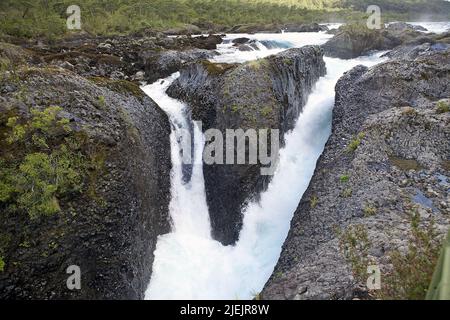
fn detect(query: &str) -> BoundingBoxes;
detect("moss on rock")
[88,77,145,99]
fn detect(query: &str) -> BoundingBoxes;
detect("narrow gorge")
[1,16,449,301]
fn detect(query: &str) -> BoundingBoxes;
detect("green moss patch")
[436,100,450,114]
[201,60,236,76]
[89,77,145,99]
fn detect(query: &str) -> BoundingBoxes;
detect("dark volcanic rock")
[387,22,428,33]
[383,42,450,60]
[191,34,223,50]
[0,51,171,299]
[232,37,251,45]
[383,31,450,60]
[25,34,221,84]
[141,49,217,83]
[262,48,450,300]
[168,46,326,245]
[322,23,425,59]
[283,23,329,33]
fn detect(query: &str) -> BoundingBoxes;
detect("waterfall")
[141,74,211,238]
[139,23,450,299]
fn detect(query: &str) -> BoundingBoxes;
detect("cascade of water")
[141,23,438,299]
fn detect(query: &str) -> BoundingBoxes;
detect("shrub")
[363,203,377,217]
[340,174,350,183]
[0,106,88,219]
[378,212,442,300]
[347,132,365,153]
[338,224,371,283]
[339,210,443,300]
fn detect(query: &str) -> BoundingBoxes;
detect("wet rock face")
[262,48,450,300]
[0,63,171,299]
[168,46,326,245]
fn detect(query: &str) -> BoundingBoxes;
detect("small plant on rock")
[347,132,365,153]
[310,195,319,209]
[363,203,377,217]
[338,224,371,283]
[436,100,449,114]
[341,188,353,198]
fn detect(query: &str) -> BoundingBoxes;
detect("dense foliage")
[0,0,449,39]
[0,107,87,219]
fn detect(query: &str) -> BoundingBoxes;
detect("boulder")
[283,23,329,33]
[322,23,424,59]
[232,37,251,45]
[0,65,171,299]
[190,34,223,50]
[387,22,428,33]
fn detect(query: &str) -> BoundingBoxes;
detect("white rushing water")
[142,22,439,300]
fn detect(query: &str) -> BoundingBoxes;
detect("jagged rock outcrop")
[322,23,427,59]
[25,34,221,84]
[262,48,450,300]
[382,31,450,60]
[168,46,326,245]
[387,22,427,33]
[141,49,218,83]
[0,44,171,299]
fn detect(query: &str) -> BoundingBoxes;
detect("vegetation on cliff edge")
[0,106,100,219]
[0,0,449,39]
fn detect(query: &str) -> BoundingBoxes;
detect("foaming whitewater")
[213,32,333,63]
[141,75,211,238]
[142,27,388,299]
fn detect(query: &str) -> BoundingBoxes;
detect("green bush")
[1,106,87,219]
[339,210,443,300]
[1,0,446,39]
[378,212,442,300]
